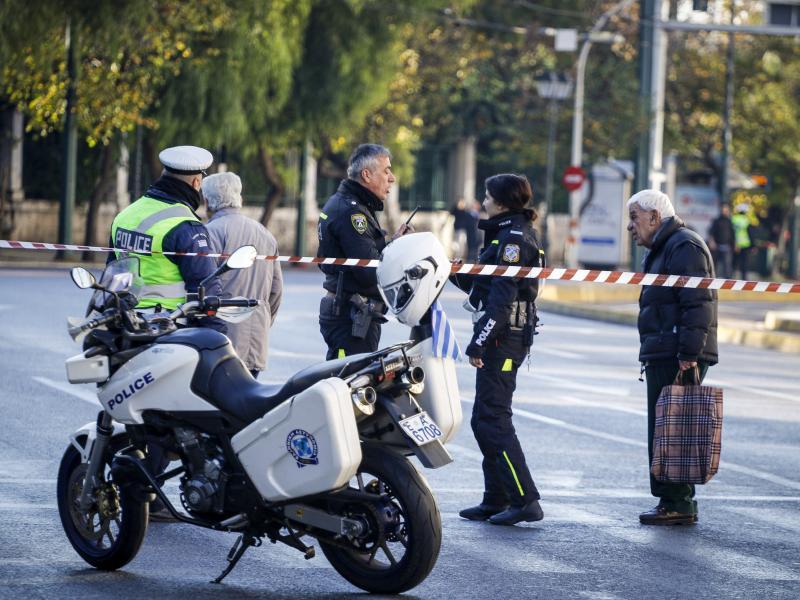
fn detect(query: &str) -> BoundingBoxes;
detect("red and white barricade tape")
[2,239,799,294]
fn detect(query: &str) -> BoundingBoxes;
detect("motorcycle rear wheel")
[320,444,442,594]
[57,441,148,570]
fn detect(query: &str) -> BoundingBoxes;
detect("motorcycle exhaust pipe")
[351,386,377,418]
[407,366,425,385]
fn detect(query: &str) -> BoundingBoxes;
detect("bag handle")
[673,365,700,386]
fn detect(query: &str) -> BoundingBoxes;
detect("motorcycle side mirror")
[70,267,97,290]
[226,245,258,270]
[197,245,258,301]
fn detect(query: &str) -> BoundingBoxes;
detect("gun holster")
[522,303,538,347]
[350,294,387,339]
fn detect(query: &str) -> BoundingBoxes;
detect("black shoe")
[639,505,697,526]
[459,503,509,521]
[488,500,544,526]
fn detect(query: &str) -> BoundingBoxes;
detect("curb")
[538,300,800,354]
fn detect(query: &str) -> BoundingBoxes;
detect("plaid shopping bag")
[650,368,723,484]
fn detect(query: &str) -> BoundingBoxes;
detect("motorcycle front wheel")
[320,444,442,594]
[56,440,148,570]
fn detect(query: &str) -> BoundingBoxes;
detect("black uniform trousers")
[645,359,710,515]
[471,333,539,507]
[319,296,381,360]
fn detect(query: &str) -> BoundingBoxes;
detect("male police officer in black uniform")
[317,144,411,360]
[451,173,545,526]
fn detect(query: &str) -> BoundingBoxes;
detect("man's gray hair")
[626,189,675,219]
[347,144,392,181]
[202,172,243,211]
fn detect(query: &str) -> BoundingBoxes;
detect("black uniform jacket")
[317,179,388,301]
[638,216,718,365]
[451,211,543,359]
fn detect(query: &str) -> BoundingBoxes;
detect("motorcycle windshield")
[88,256,144,313]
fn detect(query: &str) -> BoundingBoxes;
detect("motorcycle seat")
[156,329,379,426]
[202,352,375,426]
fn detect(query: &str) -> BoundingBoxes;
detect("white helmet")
[377,232,450,326]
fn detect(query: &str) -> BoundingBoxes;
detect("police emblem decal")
[502,244,521,263]
[351,213,368,234]
[286,429,319,468]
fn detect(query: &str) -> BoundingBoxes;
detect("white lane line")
[446,442,484,462]
[461,398,800,491]
[555,394,647,417]
[271,348,324,361]
[436,488,800,502]
[704,377,800,404]
[32,376,98,406]
[558,504,800,581]
[524,371,633,398]
[535,346,586,359]
[449,526,583,574]
[724,506,800,533]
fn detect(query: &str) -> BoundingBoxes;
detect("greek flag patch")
[431,300,462,361]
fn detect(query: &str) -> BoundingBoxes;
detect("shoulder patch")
[502,243,521,263]
[351,213,368,234]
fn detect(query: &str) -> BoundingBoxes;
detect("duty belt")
[466,300,532,328]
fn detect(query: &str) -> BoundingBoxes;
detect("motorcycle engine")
[174,427,228,514]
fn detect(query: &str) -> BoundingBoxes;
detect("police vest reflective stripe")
[111,196,199,309]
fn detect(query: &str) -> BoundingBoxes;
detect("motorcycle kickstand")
[211,532,262,584]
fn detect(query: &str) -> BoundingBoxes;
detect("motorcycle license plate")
[399,412,443,446]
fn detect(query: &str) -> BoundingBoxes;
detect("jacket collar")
[478,211,526,238]
[145,175,203,213]
[649,216,683,254]
[208,207,240,222]
[339,179,384,213]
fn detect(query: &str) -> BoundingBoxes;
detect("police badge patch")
[286,429,319,468]
[502,243,521,263]
[351,213,368,234]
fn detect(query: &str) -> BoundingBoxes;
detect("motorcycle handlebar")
[68,312,116,339]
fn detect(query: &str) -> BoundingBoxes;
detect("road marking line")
[32,376,98,406]
[555,394,647,417]
[724,506,800,533]
[461,398,800,491]
[704,377,800,404]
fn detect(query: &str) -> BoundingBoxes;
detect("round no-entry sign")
[562,166,586,192]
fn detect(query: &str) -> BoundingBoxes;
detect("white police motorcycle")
[57,233,461,594]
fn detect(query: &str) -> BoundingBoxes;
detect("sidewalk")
[538,281,800,354]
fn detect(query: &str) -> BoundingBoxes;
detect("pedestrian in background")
[732,203,754,280]
[627,189,718,526]
[707,203,735,279]
[316,144,412,360]
[203,172,283,379]
[452,173,545,527]
[450,197,480,261]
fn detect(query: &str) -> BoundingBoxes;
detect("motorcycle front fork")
[78,411,115,511]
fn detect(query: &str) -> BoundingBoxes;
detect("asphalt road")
[0,267,798,599]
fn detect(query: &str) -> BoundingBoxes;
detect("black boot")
[488,500,544,526]
[459,503,509,521]
[639,505,697,526]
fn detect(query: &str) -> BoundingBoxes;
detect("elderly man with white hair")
[203,172,283,378]
[626,189,718,526]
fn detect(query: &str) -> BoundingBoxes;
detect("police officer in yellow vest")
[110,145,224,319]
[109,145,224,521]
[732,203,753,280]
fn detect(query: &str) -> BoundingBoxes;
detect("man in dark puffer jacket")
[627,189,718,526]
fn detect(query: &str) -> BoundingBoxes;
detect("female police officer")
[451,174,544,526]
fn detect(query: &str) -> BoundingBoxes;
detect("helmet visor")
[382,278,416,312]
